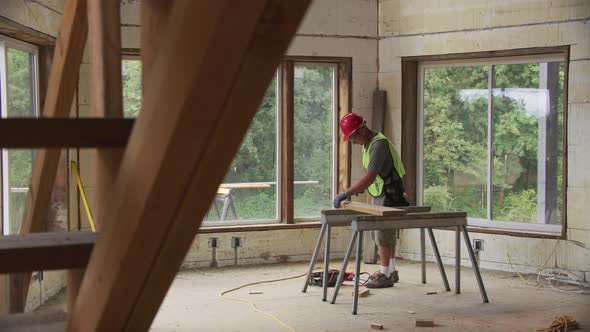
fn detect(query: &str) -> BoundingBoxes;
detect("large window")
[0,35,39,235]
[120,57,350,224]
[419,55,565,233]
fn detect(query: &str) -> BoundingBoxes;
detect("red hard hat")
[340,113,365,141]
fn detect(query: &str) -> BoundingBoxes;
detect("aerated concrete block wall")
[377,0,590,276]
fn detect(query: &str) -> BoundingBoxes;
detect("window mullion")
[487,65,494,221]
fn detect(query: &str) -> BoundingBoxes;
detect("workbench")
[302,208,489,314]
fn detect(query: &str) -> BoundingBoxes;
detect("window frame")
[116,54,352,227]
[409,48,569,237]
[0,34,40,235]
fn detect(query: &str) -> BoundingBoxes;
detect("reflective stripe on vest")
[362,132,405,197]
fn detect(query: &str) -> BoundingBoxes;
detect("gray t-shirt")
[366,139,394,183]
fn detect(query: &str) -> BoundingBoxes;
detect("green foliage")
[495,189,537,222]
[423,62,564,224]
[122,59,142,118]
[4,48,35,233]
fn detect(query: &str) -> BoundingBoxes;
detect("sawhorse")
[331,212,489,314]
[301,206,430,300]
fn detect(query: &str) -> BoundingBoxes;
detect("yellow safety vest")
[362,132,405,197]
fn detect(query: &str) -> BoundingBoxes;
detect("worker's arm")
[334,170,378,208]
[347,170,378,196]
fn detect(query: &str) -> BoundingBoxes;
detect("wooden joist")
[68,1,312,330]
[0,232,95,273]
[0,119,132,148]
[11,0,88,313]
[341,201,407,217]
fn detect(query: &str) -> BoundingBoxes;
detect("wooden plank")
[11,0,88,314]
[0,232,95,273]
[0,119,132,148]
[372,90,386,131]
[282,60,295,223]
[68,1,312,330]
[353,217,467,231]
[356,211,467,222]
[341,201,407,217]
[401,60,418,206]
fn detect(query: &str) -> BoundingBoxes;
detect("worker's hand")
[333,192,350,208]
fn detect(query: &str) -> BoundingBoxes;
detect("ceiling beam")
[68,1,311,330]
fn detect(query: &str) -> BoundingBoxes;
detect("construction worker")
[334,112,408,288]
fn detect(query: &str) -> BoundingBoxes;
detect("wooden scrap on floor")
[370,322,384,330]
[358,288,370,298]
[341,201,407,217]
[248,291,263,295]
[415,319,434,327]
[426,291,437,295]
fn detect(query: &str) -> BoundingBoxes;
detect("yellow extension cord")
[71,161,96,232]
[221,272,309,332]
[73,159,312,331]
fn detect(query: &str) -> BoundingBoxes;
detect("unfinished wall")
[0,0,67,313]
[378,0,590,278]
[67,0,380,268]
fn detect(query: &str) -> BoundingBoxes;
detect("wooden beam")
[87,0,125,229]
[68,1,311,330]
[337,59,352,193]
[281,60,295,223]
[0,119,132,148]
[341,201,407,217]
[11,0,88,313]
[0,232,95,273]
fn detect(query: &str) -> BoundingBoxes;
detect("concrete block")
[353,72,378,109]
[382,0,589,36]
[567,188,590,230]
[77,64,90,105]
[568,145,590,188]
[120,0,140,26]
[298,0,377,37]
[288,36,377,73]
[0,1,61,37]
[568,61,590,104]
[560,23,590,61]
[121,25,140,49]
[568,103,590,146]
[377,72,402,108]
[379,0,400,36]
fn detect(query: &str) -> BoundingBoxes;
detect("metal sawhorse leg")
[331,215,488,315]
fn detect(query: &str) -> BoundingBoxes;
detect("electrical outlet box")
[231,237,242,248]
[208,237,219,248]
[473,239,484,251]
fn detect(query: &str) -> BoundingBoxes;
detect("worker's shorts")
[371,194,398,247]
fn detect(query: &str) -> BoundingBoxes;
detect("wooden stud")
[9,0,88,313]
[341,201,407,217]
[68,1,311,330]
[415,319,435,327]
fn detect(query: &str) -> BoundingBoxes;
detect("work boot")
[365,272,393,288]
[391,270,399,283]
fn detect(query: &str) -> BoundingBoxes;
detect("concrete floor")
[146,260,590,332]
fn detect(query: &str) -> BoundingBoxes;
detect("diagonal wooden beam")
[9,0,88,313]
[68,1,311,330]
[66,0,124,312]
